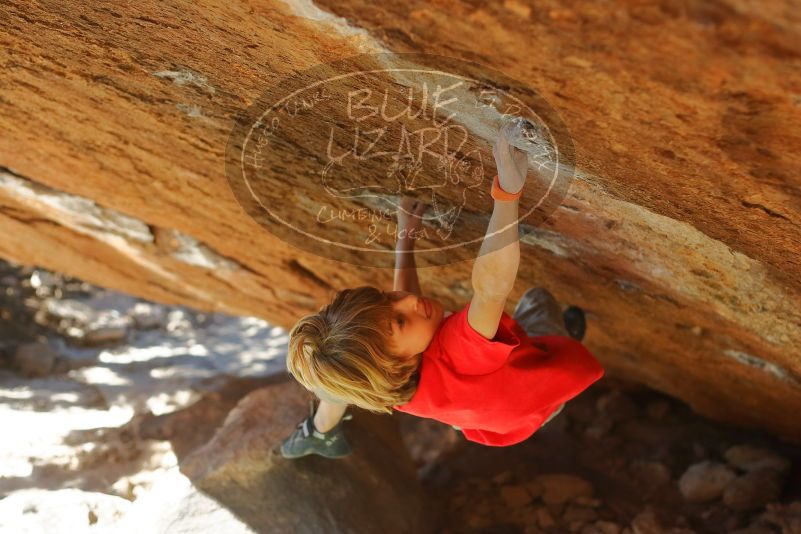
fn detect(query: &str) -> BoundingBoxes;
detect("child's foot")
[280,412,353,459]
[562,306,586,342]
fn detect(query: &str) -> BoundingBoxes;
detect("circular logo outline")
[225,52,575,267]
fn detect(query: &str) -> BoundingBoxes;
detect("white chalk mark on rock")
[176,103,203,118]
[281,0,389,53]
[0,168,237,303]
[519,225,573,258]
[0,168,153,243]
[153,69,216,95]
[161,229,238,271]
[723,349,798,385]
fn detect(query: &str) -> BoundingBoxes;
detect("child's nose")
[391,292,426,316]
[405,295,425,316]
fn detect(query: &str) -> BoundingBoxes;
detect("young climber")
[280,124,605,459]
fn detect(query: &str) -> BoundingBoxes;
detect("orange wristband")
[491,174,523,202]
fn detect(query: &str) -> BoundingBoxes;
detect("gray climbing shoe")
[280,411,353,459]
[562,306,586,342]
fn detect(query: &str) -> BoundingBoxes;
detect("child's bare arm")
[393,197,427,294]
[471,132,525,300]
[468,197,520,341]
[471,199,520,300]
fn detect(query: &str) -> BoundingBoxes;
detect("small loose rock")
[596,390,638,422]
[535,474,594,504]
[564,503,599,523]
[724,444,790,474]
[83,324,129,346]
[630,460,672,486]
[630,507,663,534]
[645,400,670,420]
[13,342,57,377]
[594,521,621,534]
[575,496,602,508]
[723,467,784,512]
[500,484,533,508]
[585,417,614,439]
[678,461,736,503]
[493,470,513,484]
[535,506,557,528]
[130,302,165,330]
[43,298,95,325]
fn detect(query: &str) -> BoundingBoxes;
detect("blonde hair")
[286,285,421,414]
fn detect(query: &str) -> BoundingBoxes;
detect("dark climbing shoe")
[280,412,353,459]
[562,306,586,342]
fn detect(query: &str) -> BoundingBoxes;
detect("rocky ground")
[0,260,286,532]
[398,382,801,533]
[1,259,800,533]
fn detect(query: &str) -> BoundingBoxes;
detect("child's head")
[286,286,424,414]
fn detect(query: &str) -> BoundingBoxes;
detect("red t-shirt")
[393,300,605,446]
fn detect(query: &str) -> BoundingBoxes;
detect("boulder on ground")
[180,377,432,534]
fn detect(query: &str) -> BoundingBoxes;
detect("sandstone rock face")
[179,380,431,534]
[1,0,800,442]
